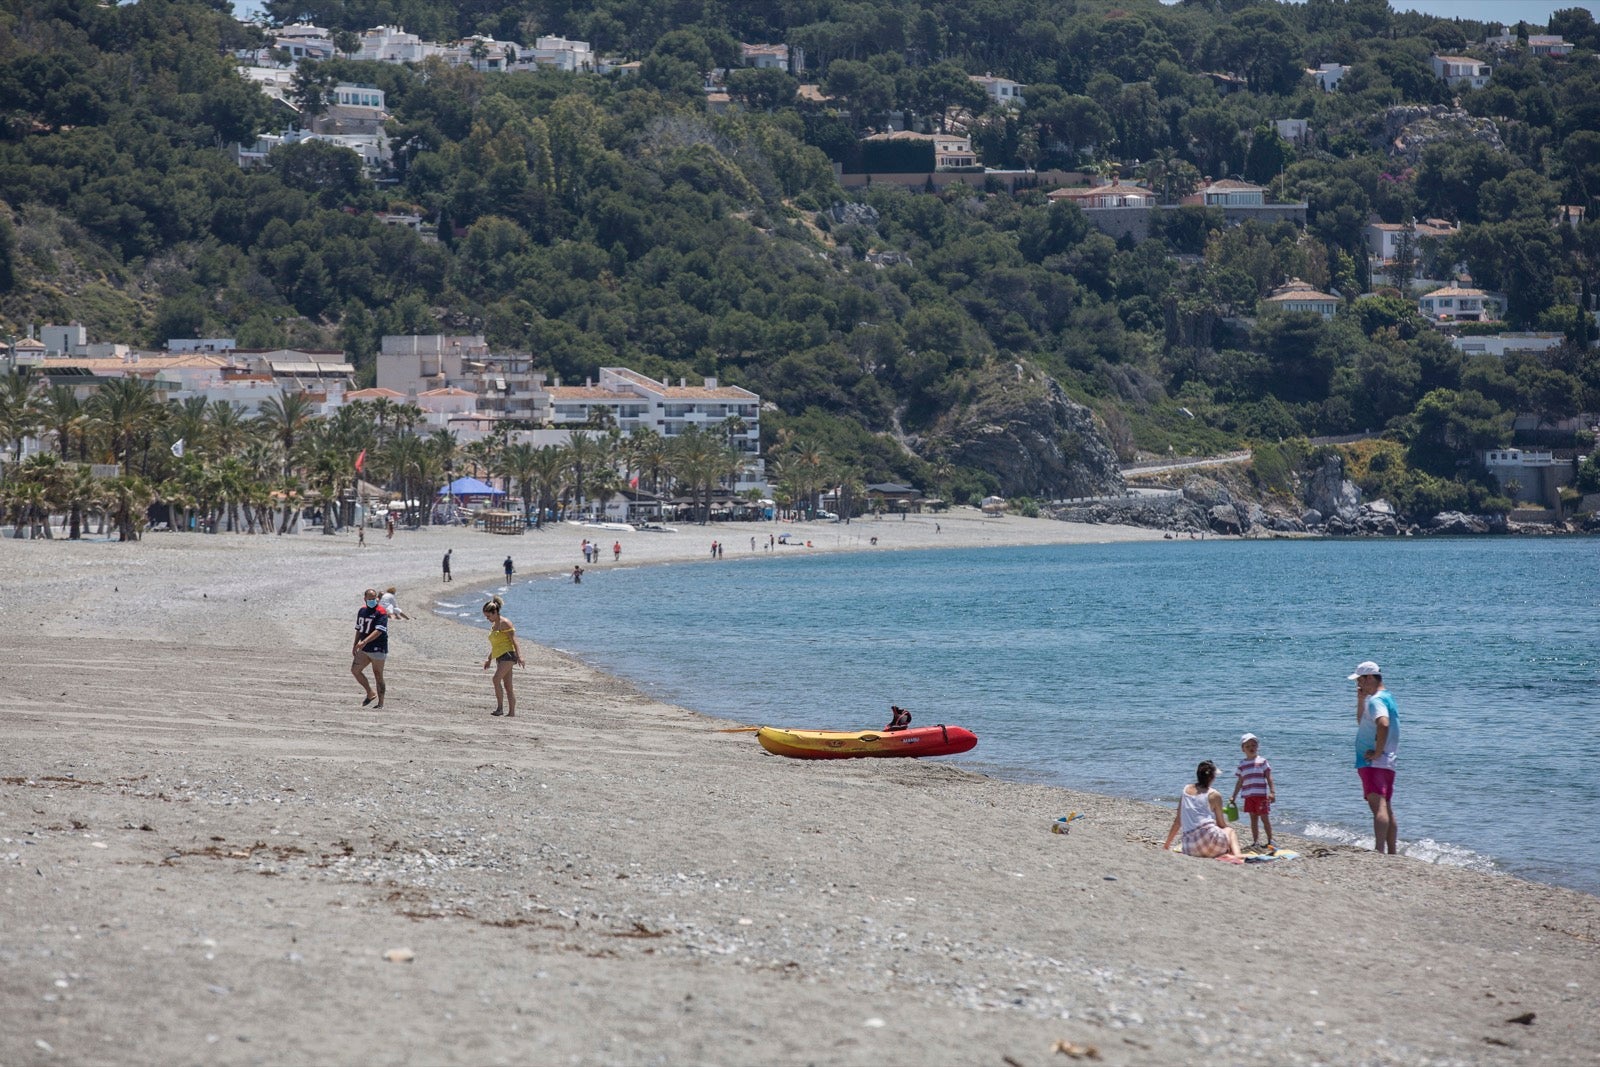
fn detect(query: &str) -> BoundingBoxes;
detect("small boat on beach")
[756,724,978,760]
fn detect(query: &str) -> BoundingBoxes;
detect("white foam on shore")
[1300,822,1498,874]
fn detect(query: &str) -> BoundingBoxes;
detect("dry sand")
[1,510,1597,1066]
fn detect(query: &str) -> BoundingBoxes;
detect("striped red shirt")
[1236,756,1271,797]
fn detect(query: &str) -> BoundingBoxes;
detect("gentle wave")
[1299,822,1499,874]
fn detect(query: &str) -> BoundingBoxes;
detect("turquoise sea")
[452,536,1600,895]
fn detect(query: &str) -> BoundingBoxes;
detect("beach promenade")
[2,512,1597,1065]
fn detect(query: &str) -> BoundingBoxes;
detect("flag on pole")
[629,475,639,488]
[355,449,366,474]
[170,439,185,458]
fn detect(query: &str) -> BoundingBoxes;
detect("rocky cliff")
[929,361,1125,499]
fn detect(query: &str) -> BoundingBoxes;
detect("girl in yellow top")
[481,595,524,717]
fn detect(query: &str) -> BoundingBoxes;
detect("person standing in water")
[481,595,524,717]
[1350,660,1400,854]
[352,587,388,708]
[503,555,514,582]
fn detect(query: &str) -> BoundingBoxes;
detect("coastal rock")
[1182,477,1233,508]
[1428,511,1489,535]
[1207,504,1243,535]
[931,362,1124,499]
[1301,508,1324,526]
[1304,454,1360,523]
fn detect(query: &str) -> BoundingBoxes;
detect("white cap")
[1347,660,1381,680]
[1240,733,1257,744]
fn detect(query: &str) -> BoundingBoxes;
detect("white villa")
[1262,279,1340,319]
[1047,181,1155,209]
[970,74,1024,107]
[1431,55,1492,89]
[1306,62,1350,91]
[1418,285,1504,323]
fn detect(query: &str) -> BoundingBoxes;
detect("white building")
[1262,279,1340,319]
[1431,55,1492,90]
[739,43,790,70]
[1480,448,1565,505]
[1306,62,1349,92]
[1273,118,1309,144]
[1453,333,1566,359]
[1418,285,1504,323]
[357,25,437,64]
[538,368,764,491]
[521,35,594,72]
[1201,179,1266,207]
[1528,35,1572,57]
[970,74,1024,107]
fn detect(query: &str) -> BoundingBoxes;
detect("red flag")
[355,449,366,474]
[629,475,639,488]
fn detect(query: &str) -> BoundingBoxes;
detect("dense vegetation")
[2,0,1599,521]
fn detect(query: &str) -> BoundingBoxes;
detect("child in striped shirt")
[1230,732,1276,852]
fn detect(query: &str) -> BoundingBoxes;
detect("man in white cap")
[1349,660,1399,854]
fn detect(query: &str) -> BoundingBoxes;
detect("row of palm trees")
[0,371,860,539]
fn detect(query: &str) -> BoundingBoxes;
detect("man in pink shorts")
[1349,660,1400,854]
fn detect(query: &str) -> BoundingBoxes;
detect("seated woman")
[1162,760,1242,858]
[885,705,912,732]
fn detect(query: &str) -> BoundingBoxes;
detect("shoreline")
[4,517,1599,1065]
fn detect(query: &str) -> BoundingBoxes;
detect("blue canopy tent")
[437,476,505,497]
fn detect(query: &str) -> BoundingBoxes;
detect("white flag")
[171,439,185,458]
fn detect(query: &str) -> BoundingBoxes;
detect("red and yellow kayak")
[756,724,978,760]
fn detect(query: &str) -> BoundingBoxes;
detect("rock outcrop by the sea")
[933,362,1124,499]
[1303,453,1361,525]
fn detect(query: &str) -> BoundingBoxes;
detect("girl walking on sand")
[481,595,524,717]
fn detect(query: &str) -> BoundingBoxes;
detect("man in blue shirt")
[1349,660,1399,854]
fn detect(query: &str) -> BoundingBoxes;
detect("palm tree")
[61,463,102,540]
[564,430,605,518]
[632,427,669,494]
[89,377,161,474]
[206,400,253,454]
[257,392,317,474]
[0,370,46,463]
[43,384,84,458]
[104,474,154,542]
[499,442,539,519]
[531,445,566,524]
[168,395,210,459]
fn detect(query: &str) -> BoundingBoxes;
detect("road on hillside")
[1120,450,1252,475]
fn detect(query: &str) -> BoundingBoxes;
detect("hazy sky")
[1388,0,1596,25]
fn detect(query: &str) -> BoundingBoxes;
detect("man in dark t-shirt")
[442,549,452,582]
[353,587,389,708]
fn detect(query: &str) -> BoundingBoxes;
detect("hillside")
[2,0,1599,508]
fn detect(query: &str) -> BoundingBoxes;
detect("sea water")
[467,536,1600,895]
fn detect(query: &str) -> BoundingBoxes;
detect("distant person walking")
[357,525,365,547]
[613,540,621,561]
[351,588,388,709]
[503,556,515,582]
[481,595,524,717]
[442,548,452,582]
[1163,760,1241,858]
[1349,660,1400,854]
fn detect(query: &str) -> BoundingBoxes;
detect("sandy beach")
[2,510,1597,1066]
